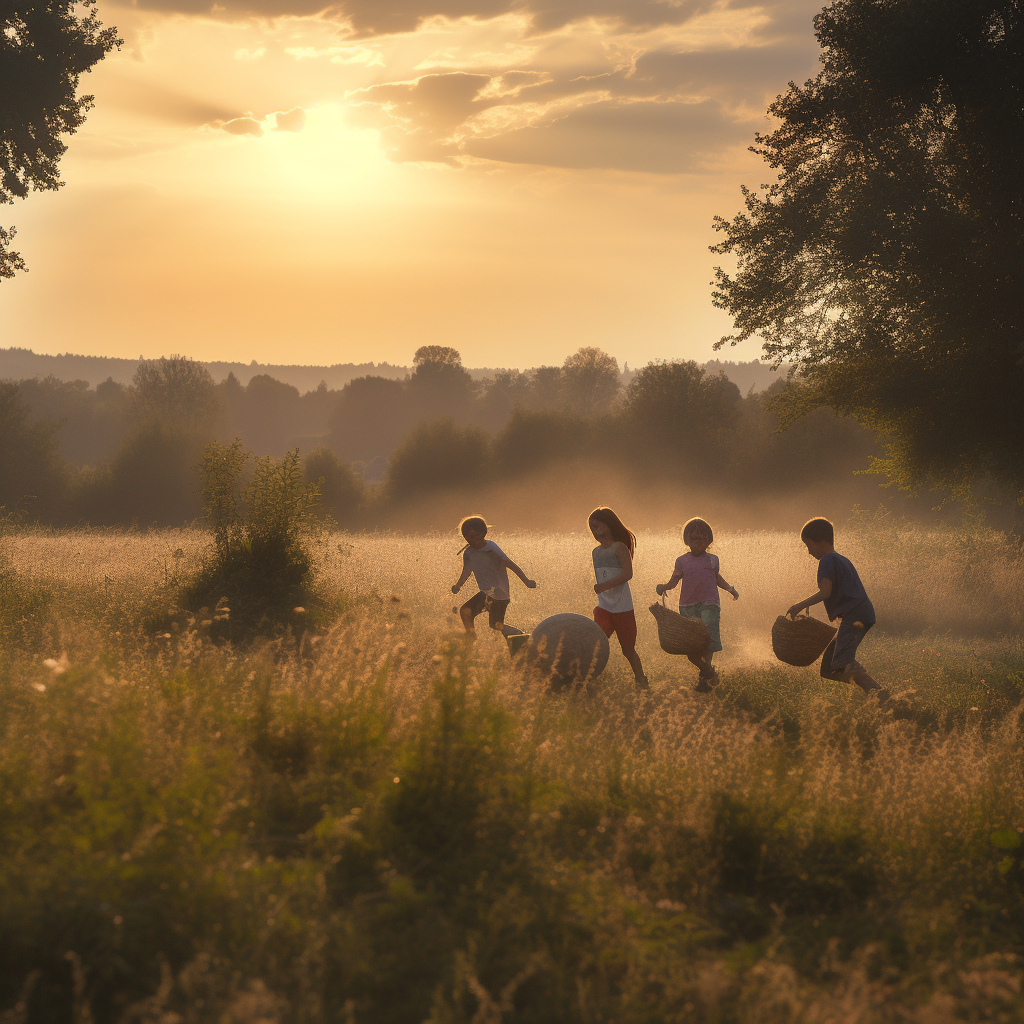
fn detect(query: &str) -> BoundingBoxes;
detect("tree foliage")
[561,346,620,416]
[712,0,1024,502]
[0,381,68,516]
[131,356,220,434]
[623,361,741,469]
[1,0,120,277]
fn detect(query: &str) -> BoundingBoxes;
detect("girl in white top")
[589,506,648,690]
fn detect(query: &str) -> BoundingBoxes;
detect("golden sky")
[1,0,823,369]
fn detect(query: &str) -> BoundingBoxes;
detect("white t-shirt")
[463,540,511,600]
[593,544,633,613]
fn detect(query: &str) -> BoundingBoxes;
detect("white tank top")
[593,544,633,613]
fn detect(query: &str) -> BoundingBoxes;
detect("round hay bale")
[528,613,609,689]
[771,614,837,667]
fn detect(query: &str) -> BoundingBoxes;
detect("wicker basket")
[649,596,710,657]
[771,614,837,667]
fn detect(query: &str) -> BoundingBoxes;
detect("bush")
[385,419,492,500]
[492,408,600,477]
[70,424,204,526]
[304,446,364,528]
[182,440,323,639]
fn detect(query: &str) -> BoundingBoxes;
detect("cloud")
[219,116,265,135]
[349,72,491,127]
[274,106,308,131]
[465,97,755,172]
[629,44,821,102]
[125,0,766,35]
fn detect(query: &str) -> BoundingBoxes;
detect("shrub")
[182,440,323,638]
[385,419,492,500]
[492,408,602,476]
[304,446,364,528]
[70,424,204,526]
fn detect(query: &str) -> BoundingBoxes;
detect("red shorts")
[593,607,637,652]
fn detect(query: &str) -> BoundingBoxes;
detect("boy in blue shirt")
[787,517,887,699]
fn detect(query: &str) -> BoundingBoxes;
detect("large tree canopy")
[712,0,1024,504]
[1,0,119,278]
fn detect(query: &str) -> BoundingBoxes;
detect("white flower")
[42,655,68,676]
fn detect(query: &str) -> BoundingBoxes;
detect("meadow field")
[1,520,1023,1022]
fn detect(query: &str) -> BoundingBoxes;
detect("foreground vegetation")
[1,524,1023,1022]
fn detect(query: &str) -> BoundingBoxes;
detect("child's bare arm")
[787,578,832,618]
[503,557,537,589]
[451,564,472,595]
[717,572,739,601]
[655,572,683,596]
[594,543,633,594]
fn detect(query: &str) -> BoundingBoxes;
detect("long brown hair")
[588,506,636,557]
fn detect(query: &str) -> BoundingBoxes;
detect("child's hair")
[459,515,489,540]
[800,517,834,544]
[681,517,713,545]
[588,506,636,557]
[457,515,490,554]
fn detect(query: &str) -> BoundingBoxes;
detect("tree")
[561,347,620,416]
[622,361,740,471]
[409,345,477,419]
[328,375,413,462]
[413,345,462,368]
[527,366,565,411]
[386,419,491,499]
[1,1,120,278]
[131,356,221,435]
[711,0,1024,507]
[0,381,69,517]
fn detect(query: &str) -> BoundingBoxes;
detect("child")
[451,515,536,638]
[787,517,886,699]
[589,506,648,690]
[656,517,738,692]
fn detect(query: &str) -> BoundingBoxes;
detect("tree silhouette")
[131,356,220,435]
[1,0,120,277]
[409,345,477,420]
[712,0,1024,507]
[561,347,620,416]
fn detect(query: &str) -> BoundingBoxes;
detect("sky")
[1,0,824,370]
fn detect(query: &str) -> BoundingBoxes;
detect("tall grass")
[0,522,1022,1021]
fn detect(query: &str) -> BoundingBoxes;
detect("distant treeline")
[0,347,411,392]
[0,346,871,529]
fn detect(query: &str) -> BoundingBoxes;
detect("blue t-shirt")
[817,551,874,622]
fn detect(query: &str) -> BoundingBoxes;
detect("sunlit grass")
[0,524,1022,1021]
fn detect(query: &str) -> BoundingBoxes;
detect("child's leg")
[614,613,648,688]
[830,620,882,693]
[487,599,522,637]
[841,660,881,693]
[460,592,487,633]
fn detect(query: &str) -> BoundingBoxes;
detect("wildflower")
[42,655,68,676]
[32,682,46,693]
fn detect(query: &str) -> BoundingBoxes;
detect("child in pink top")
[656,517,738,692]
